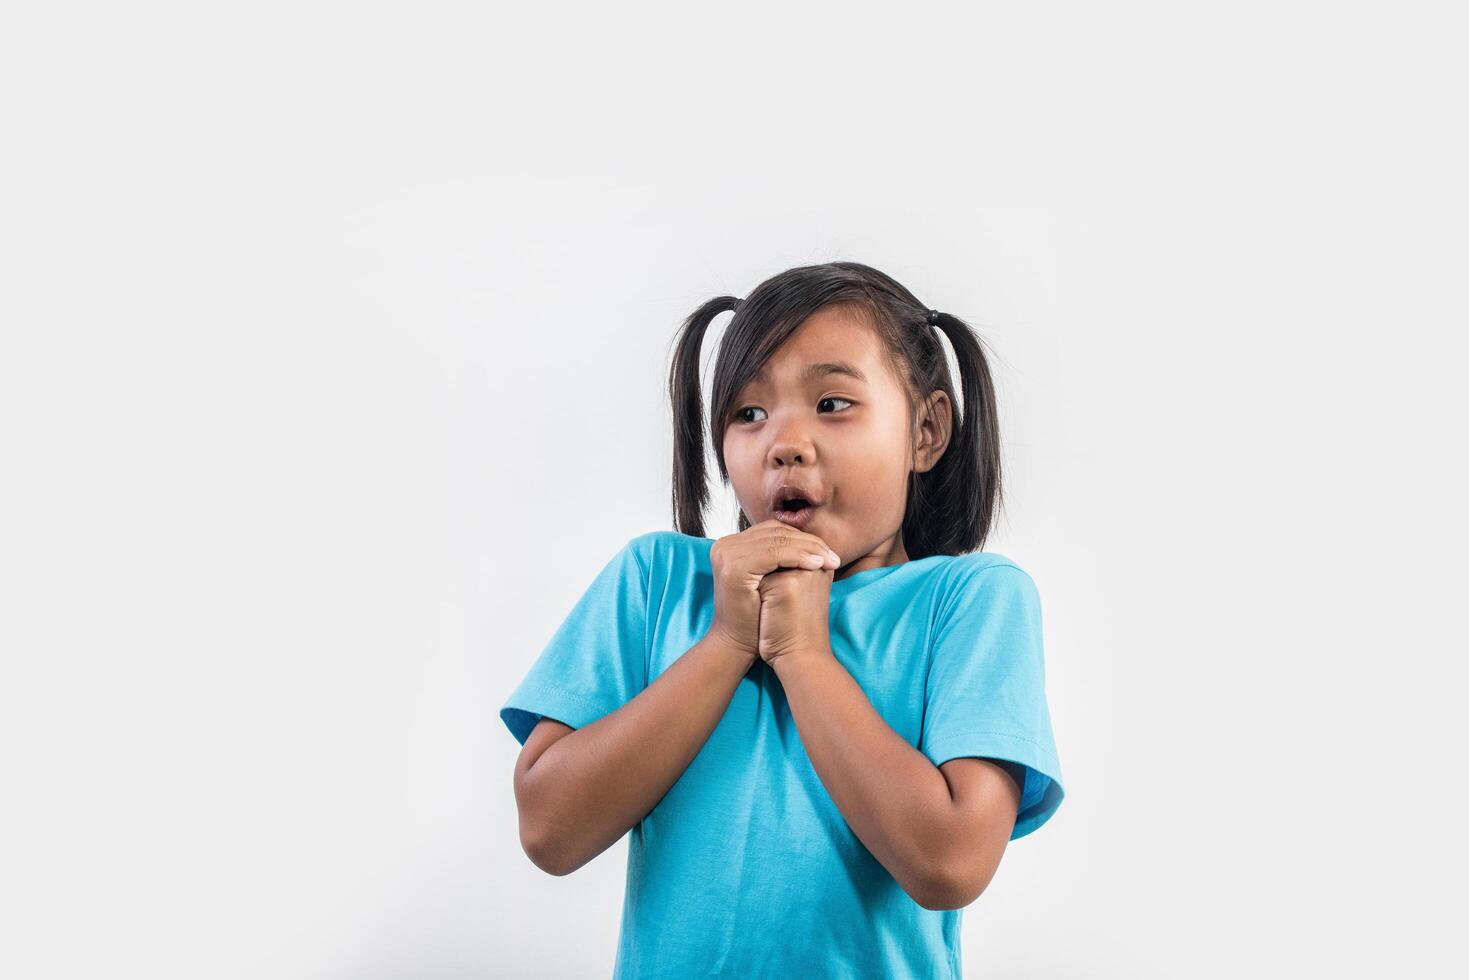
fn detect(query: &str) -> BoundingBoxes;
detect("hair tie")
[927,309,940,325]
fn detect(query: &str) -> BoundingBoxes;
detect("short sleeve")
[499,537,650,746]
[919,561,1066,840]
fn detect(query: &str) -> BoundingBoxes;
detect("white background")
[3,2,1466,978]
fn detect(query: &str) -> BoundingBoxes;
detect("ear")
[912,390,953,474]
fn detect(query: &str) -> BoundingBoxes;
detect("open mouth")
[772,496,818,528]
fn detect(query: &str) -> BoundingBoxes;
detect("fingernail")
[804,553,825,567]
[827,551,840,565]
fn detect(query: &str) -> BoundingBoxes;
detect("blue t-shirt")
[500,530,1065,979]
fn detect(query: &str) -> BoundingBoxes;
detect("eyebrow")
[750,361,870,386]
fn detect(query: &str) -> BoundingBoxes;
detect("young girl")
[500,260,1065,978]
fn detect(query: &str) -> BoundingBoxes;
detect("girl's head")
[668,261,1003,573]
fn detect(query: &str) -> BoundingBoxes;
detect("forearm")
[770,649,958,906]
[519,631,755,875]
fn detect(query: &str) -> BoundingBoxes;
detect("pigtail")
[908,310,1003,556]
[668,295,743,538]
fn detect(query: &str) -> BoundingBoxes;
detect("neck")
[834,532,909,581]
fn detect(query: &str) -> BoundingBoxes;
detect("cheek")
[723,437,761,511]
[838,457,909,518]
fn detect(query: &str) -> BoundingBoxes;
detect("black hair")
[667,260,1004,559]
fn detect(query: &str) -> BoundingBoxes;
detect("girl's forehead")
[748,357,871,389]
[748,310,893,387]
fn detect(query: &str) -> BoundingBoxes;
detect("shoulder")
[626,529,712,557]
[939,550,1036,587]
[933,551,1041,621]
[623,530,716,577]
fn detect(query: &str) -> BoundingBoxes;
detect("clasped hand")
[756,560,834,667]
[708,519,842,669]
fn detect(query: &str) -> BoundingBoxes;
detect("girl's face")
[722,306,952,580]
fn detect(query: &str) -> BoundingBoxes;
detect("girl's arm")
[512,630,756,876]
[769,649,1021,910]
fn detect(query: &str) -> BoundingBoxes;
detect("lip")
[771,504,819,530]
[766,482,825,515]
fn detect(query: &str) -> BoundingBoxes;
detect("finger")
[738,521,839,573]
[749,518,837,553]
[756,525,841,572]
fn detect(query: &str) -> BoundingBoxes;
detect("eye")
[732,397,854,425]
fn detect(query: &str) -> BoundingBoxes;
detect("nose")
[773,448,804,466]
[767,422,814,468]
